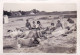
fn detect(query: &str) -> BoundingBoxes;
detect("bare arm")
[61,23,63,29]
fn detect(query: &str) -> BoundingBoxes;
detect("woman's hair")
[33,21,35,24]
[7,30,12,32]
[37,21,40,24]
[57,20,60,23]
[51,23,54,26]
[26,19,28,21]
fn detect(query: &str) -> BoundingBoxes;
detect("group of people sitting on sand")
[26,19,42,30]
[5,17,76,47]
[26,19,63,31]
[25,17,76,37]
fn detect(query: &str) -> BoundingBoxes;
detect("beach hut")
[3,15,9,24]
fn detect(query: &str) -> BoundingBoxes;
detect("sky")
[4,3,77,12]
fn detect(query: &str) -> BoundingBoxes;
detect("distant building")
[10,11,22,16]
[24,11,35,15]
[30,11,35,15]
[25,11,30,15]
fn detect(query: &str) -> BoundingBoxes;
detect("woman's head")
[37,21,40,24]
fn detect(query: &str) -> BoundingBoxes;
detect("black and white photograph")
[3,3,77,53]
